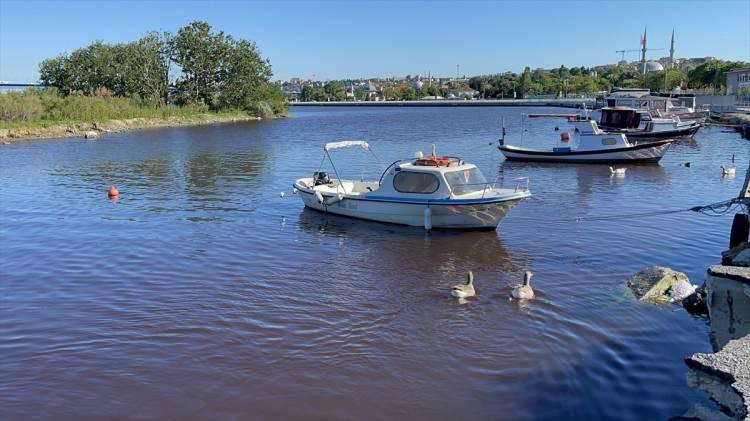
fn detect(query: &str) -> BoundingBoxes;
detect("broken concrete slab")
[686,336,750,420]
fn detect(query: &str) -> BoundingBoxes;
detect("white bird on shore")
[279,191,285,198]
[721,166,736,176]
[609,167,626,176]
[511,271,535,300]
[451,271,476,298]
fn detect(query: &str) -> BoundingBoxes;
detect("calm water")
[1,107,747,420]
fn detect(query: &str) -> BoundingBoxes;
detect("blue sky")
[1,0,748,82]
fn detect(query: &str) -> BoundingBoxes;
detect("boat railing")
[452,177,530,198]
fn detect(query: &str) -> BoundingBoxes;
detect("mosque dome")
[412,80,424,91]
[639,61,665,73]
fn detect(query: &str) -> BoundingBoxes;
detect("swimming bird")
[684,162,691,168]
[511,271,535,300]
[279,191,285,198]
[609,167,626,176]
[451,271,476,298]
[722,166,736,176]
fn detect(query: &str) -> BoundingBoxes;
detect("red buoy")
[107,186,119,197]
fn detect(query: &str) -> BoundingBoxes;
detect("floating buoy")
[107,186,119,197]
[560,132,570,142]
[684,162,691,168]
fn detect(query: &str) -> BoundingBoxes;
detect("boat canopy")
[324,140,370,151]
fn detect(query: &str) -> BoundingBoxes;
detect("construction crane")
[615,48,665,61]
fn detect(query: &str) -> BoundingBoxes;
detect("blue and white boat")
[294,141,531,230]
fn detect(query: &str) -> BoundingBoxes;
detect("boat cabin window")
[600,109,640,129]
[393,171,439,194]
[601,138,617,145]
[444,168,488,195]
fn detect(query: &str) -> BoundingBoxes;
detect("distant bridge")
[290,99,595,109]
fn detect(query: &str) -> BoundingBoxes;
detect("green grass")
[0,89,255,130]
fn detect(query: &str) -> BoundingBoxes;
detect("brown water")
[1,107,747,420]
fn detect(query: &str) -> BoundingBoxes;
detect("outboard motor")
[313,171,331,186]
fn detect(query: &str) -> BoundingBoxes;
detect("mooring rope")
[512,198,745,224]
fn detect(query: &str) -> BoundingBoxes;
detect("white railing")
[450,177,531,198]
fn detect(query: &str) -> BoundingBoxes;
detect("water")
[0,107,746,420]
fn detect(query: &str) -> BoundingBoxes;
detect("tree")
[324,81,345,101]
[171,21,232,107]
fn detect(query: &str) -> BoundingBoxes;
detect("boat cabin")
[599,107,642,129]
[373,157,494,199]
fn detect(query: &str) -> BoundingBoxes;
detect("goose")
[609,167,626,176]
[511,271,535,300]
[721,166,736,176]
[451,271,476,298]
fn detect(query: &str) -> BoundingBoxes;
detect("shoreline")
[0,112,276,143]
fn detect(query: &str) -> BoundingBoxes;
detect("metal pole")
[325,149,346,193]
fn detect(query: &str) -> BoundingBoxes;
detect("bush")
[0,88,214,127]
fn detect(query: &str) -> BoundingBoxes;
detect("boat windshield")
[444,168,488,195]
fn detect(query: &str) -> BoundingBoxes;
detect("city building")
[726,67,750,95]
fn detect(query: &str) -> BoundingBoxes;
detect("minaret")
[669,28,675,69]
[640,25,648,75]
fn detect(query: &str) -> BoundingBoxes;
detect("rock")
[686,335,750,419]
[83,130,98,139]
[626,266,690,304]
[683,286,709,316]
[671,279,698,302]
[0,128,8,139]
[722,243,750,267]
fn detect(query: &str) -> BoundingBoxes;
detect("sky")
[1,0,749,82]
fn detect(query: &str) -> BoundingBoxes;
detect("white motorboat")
[597,107,700,141]
[498,117,674,164]
[294,141,531,230]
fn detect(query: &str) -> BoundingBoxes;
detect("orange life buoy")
[416,156,452,167]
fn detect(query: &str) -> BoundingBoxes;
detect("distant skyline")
[1,0,749,82]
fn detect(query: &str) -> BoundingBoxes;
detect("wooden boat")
[498,118,674,164]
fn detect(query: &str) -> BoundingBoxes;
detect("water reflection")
[297,207,526,273]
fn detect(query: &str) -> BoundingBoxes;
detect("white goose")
[722,166,736,176]
[609,167,626,176]
[451,271,476,298]
[511,271,535,300]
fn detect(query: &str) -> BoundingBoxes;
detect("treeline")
[469,59,748,98]
[38,21,285,117]
[301,81,472,101]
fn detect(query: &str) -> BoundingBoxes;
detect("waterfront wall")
[290,99,595,108]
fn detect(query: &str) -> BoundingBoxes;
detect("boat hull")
[601,123,700,140]
[499,140,673,164]
[295,189,528,229]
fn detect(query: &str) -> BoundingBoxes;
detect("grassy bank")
[0,89,283,141]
